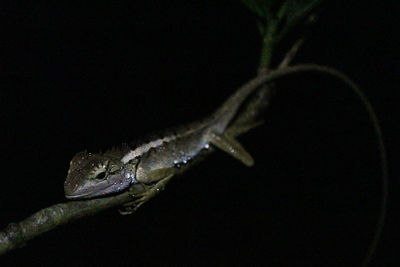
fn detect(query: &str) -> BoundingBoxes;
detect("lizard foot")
[119,173,174,215]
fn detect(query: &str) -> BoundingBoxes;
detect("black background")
[1,1,399,266]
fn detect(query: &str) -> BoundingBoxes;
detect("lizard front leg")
[119,168,176,215]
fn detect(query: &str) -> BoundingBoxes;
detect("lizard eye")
[95,172,107,180]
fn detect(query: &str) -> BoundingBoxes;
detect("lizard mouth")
[65,190,99,199]
[65,184,116,199]
[65,192,93,199]
[65,177,132,199]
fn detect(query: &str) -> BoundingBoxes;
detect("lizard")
[64,64,388,236]
[64,73,271,213]
[63,64,387,266]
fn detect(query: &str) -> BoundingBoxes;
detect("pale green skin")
[64,75,267,209]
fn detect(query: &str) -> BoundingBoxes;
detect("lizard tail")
[211,74,271,133]
[215,64,387,266]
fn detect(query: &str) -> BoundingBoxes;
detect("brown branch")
[1,64,387,266]
[0,192,132,255]
[0,73,271,255]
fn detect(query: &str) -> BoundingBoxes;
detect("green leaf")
[276,0,323,41]
[240,0,325,70]
[241,0,281,17]
[285,0,323,22]
[241,0,323,24]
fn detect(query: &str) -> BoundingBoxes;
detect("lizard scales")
[64,78,266,207]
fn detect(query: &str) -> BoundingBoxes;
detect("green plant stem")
[258,22,276,72]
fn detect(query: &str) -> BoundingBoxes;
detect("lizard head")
[64,150,137,199]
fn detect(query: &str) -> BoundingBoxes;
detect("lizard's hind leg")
[207,86,269,167]
[209,132,254,167]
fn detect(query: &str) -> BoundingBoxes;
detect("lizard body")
[64,78,264,202]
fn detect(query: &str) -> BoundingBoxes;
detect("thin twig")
[278,38,305,68]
